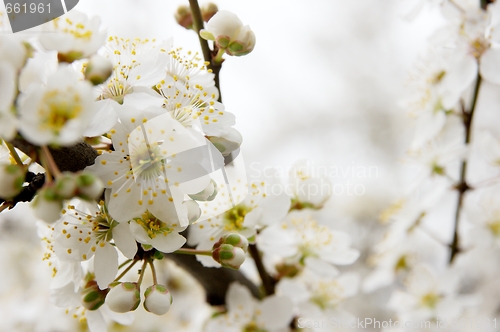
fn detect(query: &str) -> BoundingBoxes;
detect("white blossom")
[206,282,293,332]
[40,10,106,62]
[18,65,97,146]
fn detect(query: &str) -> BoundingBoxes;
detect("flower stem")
[118,259,133,270]
[137,259,149,286]
[0,202,12,213]
[188,0,211,67]
[114,259,139,282]
[5,142,23,166]
[188,0,223,102]
[41,145,62,180]
[149,259,158,285]
[213,48,225,66]
[173,248,212,256]
[449,75,482,263]
[249,243,275,297]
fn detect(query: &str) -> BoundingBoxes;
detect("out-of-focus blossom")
[18,65,97,146]
[258,211,359,275]
[206,282,293,332]
[40,10,106,62]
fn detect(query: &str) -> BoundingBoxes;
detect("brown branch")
[11,138,98,173]
[188,0,223,102]
[449,75,481,263]
[166,251,259,305]
[249,243,275,296]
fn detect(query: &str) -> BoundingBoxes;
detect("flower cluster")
[6,1,500,332]
[2,5,361,332]
[363,0,500,328]
[0,6,256,331]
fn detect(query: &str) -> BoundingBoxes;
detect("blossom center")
[470,37,489,59]
[130,142,165,183]
[102,77,133,103]
[223,205,249,231]
[39,88,83,133]
[310,280,343,310]
[487,220,500,237]
[242,321,266,332]
[135,211,173,239]
[420,292,440,309]
[92,213,115,243]
[54,18,93,40]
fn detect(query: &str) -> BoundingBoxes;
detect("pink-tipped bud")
[106,282,141,313]
[85,54,113,85]
[175,5,193,30]
[143,284,172,315]
[201,3,218,22]
[212,233,249,269]
[81,279,109,311]
[76,172,104,200]
[33,187,63,223]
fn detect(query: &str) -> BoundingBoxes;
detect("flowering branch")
[249,243,275,296]
[188,0,211,66]
[481,0,494,10]
[449,74,482,263]
[188,0,223,102]
[166,251,260,305]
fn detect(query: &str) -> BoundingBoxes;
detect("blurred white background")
[0,0,452,330]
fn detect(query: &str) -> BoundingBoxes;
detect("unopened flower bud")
[200,10,255,56]
[201,3,218,22]
[212,244,246,269]
[175,5,193,30]
[76,172,104,200]
[106,282,141,313]
[33,187,63,223]
[222,233,249,252]
[188,179,217,201]
[185,200,201,224]
[81,279,109,311]
[55,172,78,199]
[0,164,25,199]
[208,128,242,156]
[143,284,172,315]
[85,54,113,85]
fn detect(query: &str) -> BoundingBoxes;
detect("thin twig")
[174,248,212,256]
[188,0,211,66]
[449,75,482,263]
[41,145,62,178]
[5,142,24,166]
[188,0,223,102]
[137,259,149,286]
[149,259,158,285]
[249,243,275,297]
[114,259,139,282]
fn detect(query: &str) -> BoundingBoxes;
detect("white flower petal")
[150,232,186,253]
[257,295,294,330]
[480,48,500,85]
[85,309,107,332]
[113,221,138,259]
[94,243,118,289]
[84,99,118,137]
